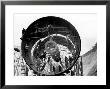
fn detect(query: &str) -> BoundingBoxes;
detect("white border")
[5,5,106,85]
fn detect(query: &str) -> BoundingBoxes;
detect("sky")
[14,13,97,55]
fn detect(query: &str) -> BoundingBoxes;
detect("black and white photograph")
[14,14,97,76]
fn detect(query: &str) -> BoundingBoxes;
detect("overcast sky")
[14,13,97,55]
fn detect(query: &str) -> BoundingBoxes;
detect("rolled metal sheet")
[21,16,81,75]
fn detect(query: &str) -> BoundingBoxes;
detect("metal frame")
[1,0,109,88]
